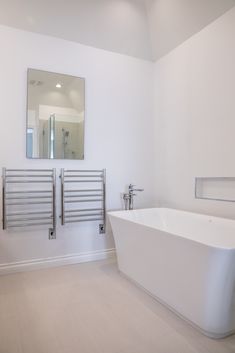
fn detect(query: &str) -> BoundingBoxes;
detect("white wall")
[2,4,234,270]
[0,25,155,267]
[154,7,235,219]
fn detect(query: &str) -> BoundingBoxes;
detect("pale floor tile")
[0,259,235,353]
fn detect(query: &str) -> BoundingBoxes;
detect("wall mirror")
[26,69,85,159]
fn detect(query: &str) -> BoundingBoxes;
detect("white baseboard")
[0,248,116,275]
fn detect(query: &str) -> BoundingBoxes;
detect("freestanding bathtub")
[108,208,235,338]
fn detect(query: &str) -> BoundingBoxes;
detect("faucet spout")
[123,184,144,210]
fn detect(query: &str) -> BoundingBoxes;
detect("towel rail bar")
[64,208,102,213]
[65,189,102,193]
[64,194,102,198]
[7,216,52,222]
[65,169,103,173]
[6,190,52,194]
[7,222,52,228]
[63,180,103,183]
[64,218,103,224]
[6,169,53,172]
[66,213,102,219]
[6,180,53,184]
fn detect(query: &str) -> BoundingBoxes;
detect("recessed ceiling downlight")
[29,80,43,86]
[56,83,62,88]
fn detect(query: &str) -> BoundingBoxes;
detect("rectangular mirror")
[27,69,85,159]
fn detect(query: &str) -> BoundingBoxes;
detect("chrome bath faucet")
[123,184,144,210]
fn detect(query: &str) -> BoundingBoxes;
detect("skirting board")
[0,248,116,275]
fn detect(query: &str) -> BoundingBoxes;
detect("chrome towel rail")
[60,169,106,233]
[2,168,56,239]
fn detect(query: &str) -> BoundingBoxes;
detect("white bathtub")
[108,208,235,338]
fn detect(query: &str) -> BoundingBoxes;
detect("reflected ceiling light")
[29,80,43,86]
[56,83,62,88]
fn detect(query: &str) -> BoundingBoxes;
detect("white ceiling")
[146,0,235,61]
[0,0,234,61]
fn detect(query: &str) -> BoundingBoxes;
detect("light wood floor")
[0,258,235,353]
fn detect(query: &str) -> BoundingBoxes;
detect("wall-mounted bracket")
[99,224,105,234]
[49,228,56,240]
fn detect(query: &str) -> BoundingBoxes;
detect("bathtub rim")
[108,207,235,251]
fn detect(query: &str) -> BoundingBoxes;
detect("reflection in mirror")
[27,69,85,159]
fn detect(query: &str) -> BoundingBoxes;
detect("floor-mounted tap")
[123,184,144,210]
